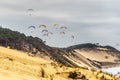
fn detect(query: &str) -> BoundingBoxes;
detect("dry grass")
[0,46,119,80]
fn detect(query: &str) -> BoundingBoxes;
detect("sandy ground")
[75,49,118,62]
[0,46,119,80]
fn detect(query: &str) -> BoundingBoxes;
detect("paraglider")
[39,24,46,28]
[27,8,34,11]
[53,24,59,29]
[42,33,48,37]
[28,26,36,33]
[60,31,65,35]
[60,26,67,29]
[28,26,36,29]
[48,32,53,35]
[42,31,53,38]
[53,24,59,26]
[115,43,120,46]
[71,35,74,39]
[71,35,75,41]
[27,8,34,16]
[42,29,48,33]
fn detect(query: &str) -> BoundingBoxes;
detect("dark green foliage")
[104,46,118,51]
[66,43,119,52]
[68,71,86,79]
[67,43,98,50]
[68,71,78,79]
[0,27,44,52]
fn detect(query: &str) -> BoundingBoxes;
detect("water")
[102,67,120,76]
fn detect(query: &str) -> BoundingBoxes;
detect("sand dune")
[0,46,119,80]
[75,49,118,62]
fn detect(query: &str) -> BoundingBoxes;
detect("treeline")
[67,43,118,51]
[0,27,46,53]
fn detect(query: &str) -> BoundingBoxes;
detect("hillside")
[0,46,120,80]
[0,27,77,67]
[64,43,120,69]
[0,27,120,69]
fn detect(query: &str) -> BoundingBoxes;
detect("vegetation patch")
[68,71,86,80]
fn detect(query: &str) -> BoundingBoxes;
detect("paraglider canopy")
[39,24,46,28]
[42,29,48,33]
[42,33,48,36]
[71,35,74,39]
[48,32,53,35]
[60,26,67,29]
[27,8,34,11]
[60,31,65,35]
[28,26,36,29]
[115,43,120,46]
[53,24,59,26]
[27,8,34,16]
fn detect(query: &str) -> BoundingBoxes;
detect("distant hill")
[66,43,119,52]
[0,27,120,69]
[64,43,120,69]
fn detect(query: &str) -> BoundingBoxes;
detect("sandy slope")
[0,46,119,80]
[75,49,118,62]
[0,46,70,80]
[0,68,40,80]
[0,46,49,80]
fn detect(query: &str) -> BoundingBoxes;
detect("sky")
[0,0,120,49]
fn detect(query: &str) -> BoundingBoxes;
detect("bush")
[40,67,45,78]
[68,71,87,80]
[68,71,78,79]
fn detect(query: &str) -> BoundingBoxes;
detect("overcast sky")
[0,0,120,49]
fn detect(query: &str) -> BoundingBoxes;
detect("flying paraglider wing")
[60,31,65,35]
[71,35,74,39]
[27,8,34,16]
[60,26,67,29]
[42,29,48,33]
[28,26,36,29]
[27,8,34,12]
[53,24,59,26]
[42,33,48,37]
[48,32,53,35]
[115,43,120,46]
[53,24,59,29]
[39,24,46,28]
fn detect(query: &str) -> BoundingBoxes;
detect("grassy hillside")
[0,27,82,67]
[0,27,120,69]
[0,46,120,80]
